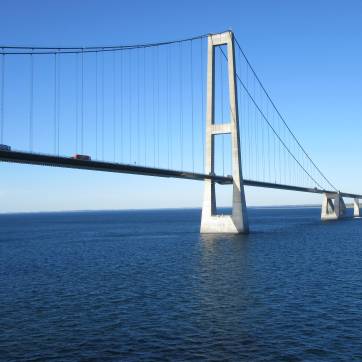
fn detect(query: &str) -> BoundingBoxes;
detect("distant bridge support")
[200,31,249,234]
[321,192,346,221]
[353,198,360,217]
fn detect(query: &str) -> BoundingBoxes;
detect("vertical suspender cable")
[260,88,265,181]
[273,112,276,182]
[129,51,132,163]
[156,46,160,167]
[260,90,268,181]
[283,125,287,184]
[137,50,140,164]
[246,59,251,179]
[179,42,183,170]
[266,102,271,181]
[238,62,244,170]
[75,54,79,153]
[143,48,147,165]
[200,38,205,171]
[290,133,293,185]
[29,53,34,151]
[190,40,195,172]
[101,51,105,160]
[292,137,296,185]
[168,45,172,169]
[53,53,57,154]
[113,51,116,162]
[81,50,84,154]
[277,112,281,183]
[166,45,170,168]
[168,45,174,168]
[57,54,61,155]
[0,52,4,144]
[152,47,156,167]
[288,135,292,185]
[120,51,123,162]
[288,129,291,184]
[95,52,98,159]
[253,76,258,180]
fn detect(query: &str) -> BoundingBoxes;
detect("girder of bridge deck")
[0,150,361,199]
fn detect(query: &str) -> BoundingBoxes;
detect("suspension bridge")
[0,31,360,233]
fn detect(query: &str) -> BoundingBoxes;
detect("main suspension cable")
[234,37,337,191]
[0,33,212,55]
[219,47,324,189]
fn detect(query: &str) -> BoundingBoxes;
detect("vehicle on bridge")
[72,154,91,161]
[0,144,11,151]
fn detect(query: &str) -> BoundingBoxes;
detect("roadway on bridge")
[1,150,361,199]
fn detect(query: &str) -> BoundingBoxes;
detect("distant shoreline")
[0,205,323,215]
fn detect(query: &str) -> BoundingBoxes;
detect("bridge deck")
[0,150,361,199]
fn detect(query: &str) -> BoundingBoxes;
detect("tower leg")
[200,31,248,234]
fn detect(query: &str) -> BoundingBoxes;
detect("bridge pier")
[321,192,346,220]
[200,31,248,234]
[353,198,360,217]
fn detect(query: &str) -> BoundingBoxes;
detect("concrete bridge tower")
[200,31,249,234]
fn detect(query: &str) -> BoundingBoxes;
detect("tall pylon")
[200,31,249,234]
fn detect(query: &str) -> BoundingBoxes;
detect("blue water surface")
[0,207,362,361]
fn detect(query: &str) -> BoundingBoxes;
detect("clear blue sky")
[1,0,362,212]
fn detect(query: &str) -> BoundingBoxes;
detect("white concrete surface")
[200,31,249,234]
[321,192,346,220]
[353,198,360,217]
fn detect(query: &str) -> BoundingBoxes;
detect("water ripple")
[0,208,362,360]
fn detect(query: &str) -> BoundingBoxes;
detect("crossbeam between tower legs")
[200,31,249,234]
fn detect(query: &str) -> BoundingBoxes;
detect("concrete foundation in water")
[321,193,361,220]
[321,193,346,220]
